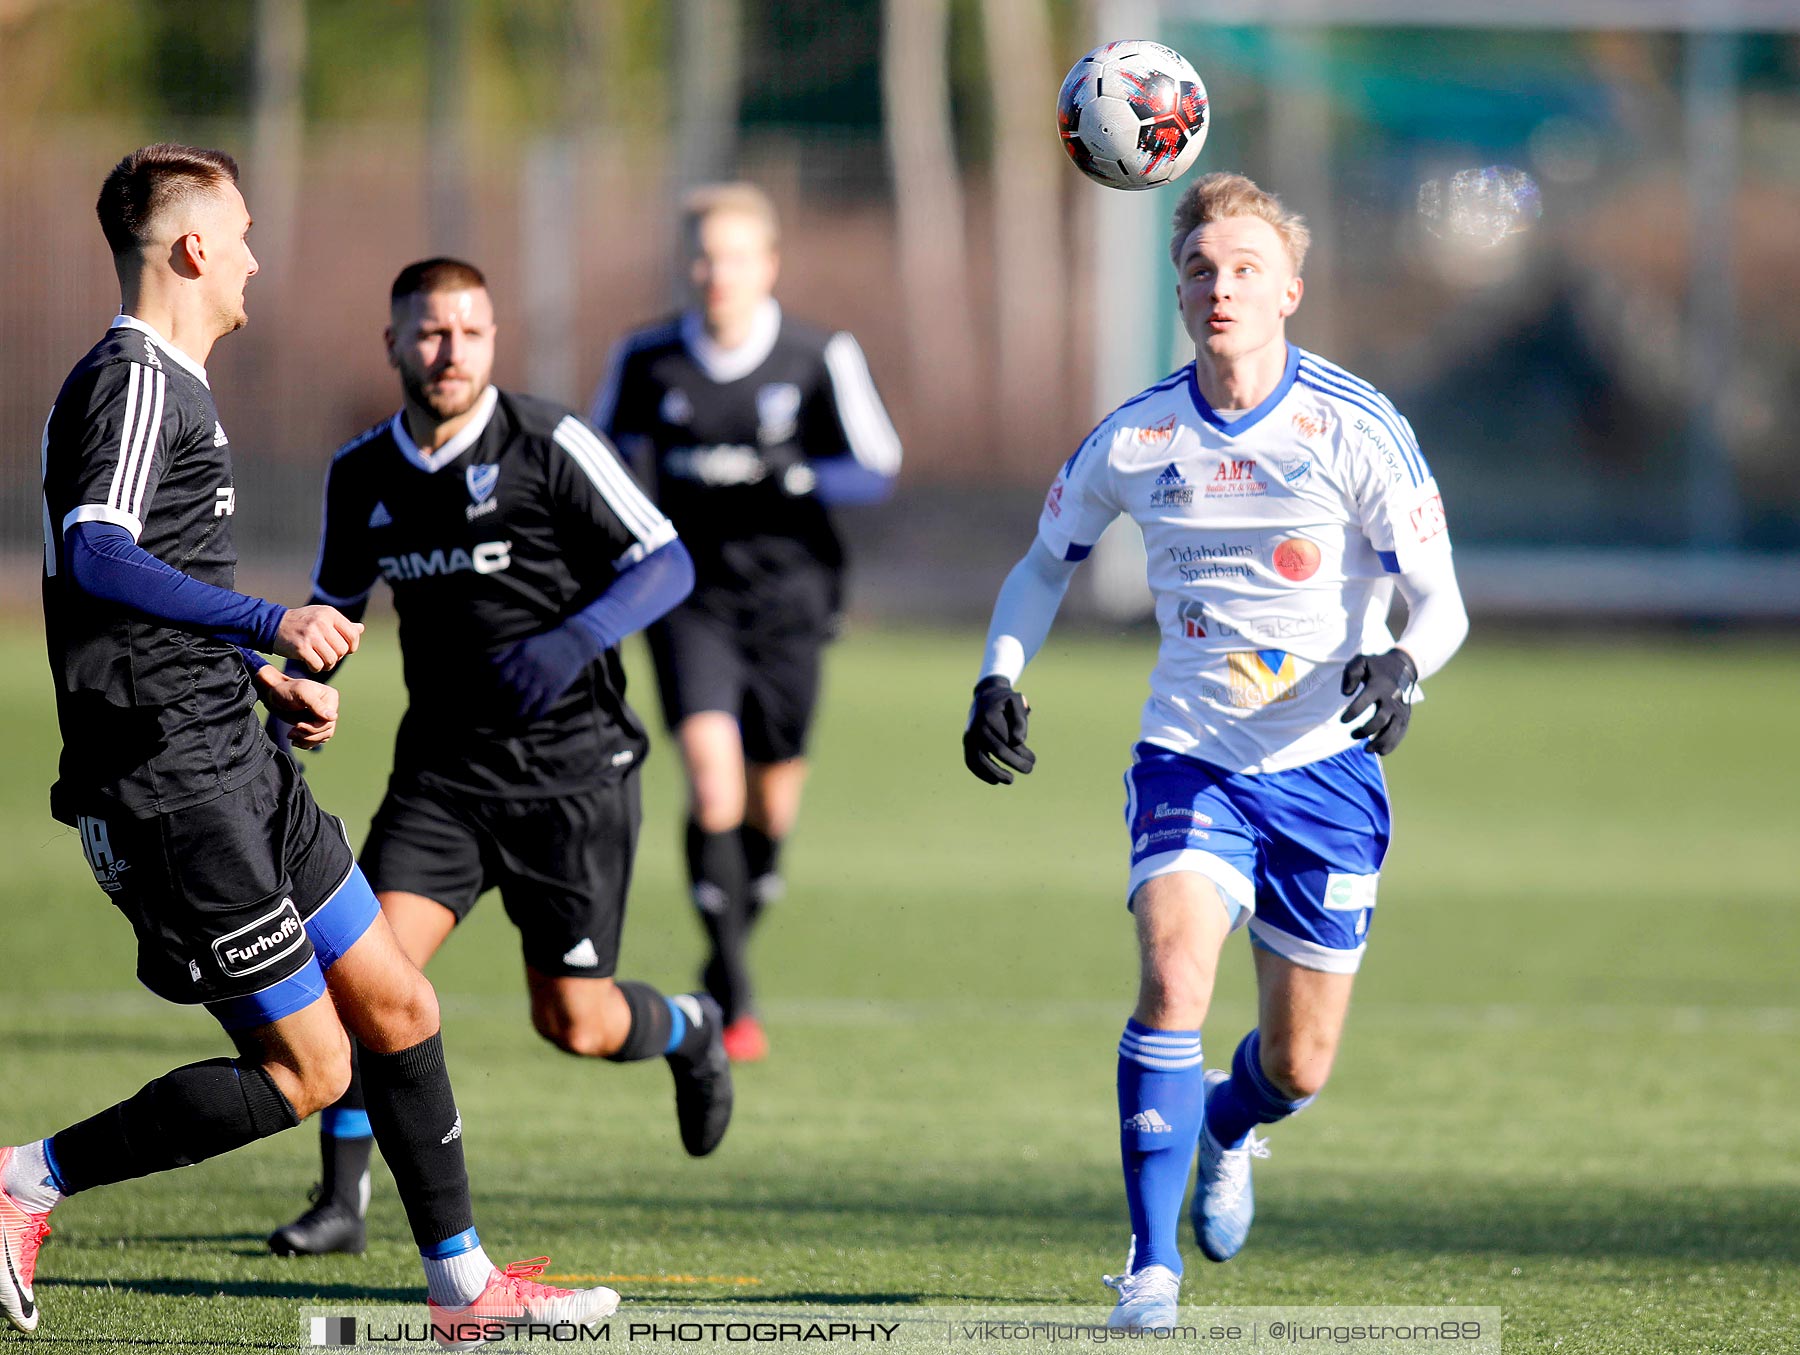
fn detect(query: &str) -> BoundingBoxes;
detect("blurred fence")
[0,121,1093,617]
[3,0,1799,622]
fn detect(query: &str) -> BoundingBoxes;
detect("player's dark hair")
[390,257,488,304]
[96,144,240,257]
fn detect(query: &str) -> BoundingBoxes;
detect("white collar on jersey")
[679,298,781,383]
[110,314,210,388]
[389,384,499,473]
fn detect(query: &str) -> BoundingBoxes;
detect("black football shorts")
[358,769,641,979]
[68,749,356,1009]
[645,570,834,764]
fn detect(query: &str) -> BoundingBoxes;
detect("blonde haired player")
[594,183,901,1061]
[963,172,1468,1329]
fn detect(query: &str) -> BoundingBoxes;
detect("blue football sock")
[1203,1030,1315,1149]
[1117,1018,1206,1274]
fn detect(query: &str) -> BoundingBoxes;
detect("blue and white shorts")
[1123,741,1390,974]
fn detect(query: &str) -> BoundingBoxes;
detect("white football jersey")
[1037,345,1453,774]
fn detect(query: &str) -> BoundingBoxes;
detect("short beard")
[400,368,483,422]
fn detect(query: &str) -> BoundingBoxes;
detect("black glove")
[963,675,1035,785]
[1340,649,1419,756]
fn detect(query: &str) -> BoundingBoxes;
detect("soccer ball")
[1056,40,1208,190]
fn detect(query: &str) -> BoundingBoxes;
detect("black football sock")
[603,980,675,1063]
[664,994,713,1061]
[686,817,754,1023]
[359,1033,475,1251]
[741,825,784,928]
[49,1058,300,1193]
[318,1043,373,1212]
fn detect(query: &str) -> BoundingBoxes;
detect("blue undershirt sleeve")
[67,520,287,652]
[564,537,695,656]
[491,538,696,724]
[807,455,895,507]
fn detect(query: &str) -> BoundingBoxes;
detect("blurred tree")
[674,0,743,186]
[979,0,1066,461]
[739,0,882,131]
[0,0,680,134]
[883,0,979,444]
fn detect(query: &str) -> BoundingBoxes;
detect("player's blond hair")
[682,181,780,248]
[1168,172,1310,275]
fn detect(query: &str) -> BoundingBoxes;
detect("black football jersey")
[593,302,900,595]
[310,387,677,796]
[41,317,264,821]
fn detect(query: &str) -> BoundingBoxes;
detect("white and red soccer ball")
[1057,40,1209,190]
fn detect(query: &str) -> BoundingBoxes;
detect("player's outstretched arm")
[963,539,1079,785]
[67,520,291,653]
[1340,554,1468,756]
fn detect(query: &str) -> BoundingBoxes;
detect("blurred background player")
[593,183,902,1061]
[6,143,619,1339]
[962,172,1469,1329]
[266,258,729,1259]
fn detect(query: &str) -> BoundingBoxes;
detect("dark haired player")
[593,182,902,1061]
[266,257,726,1258]
[5,144,621,1340]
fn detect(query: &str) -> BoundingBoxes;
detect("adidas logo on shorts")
[561,938,600,969]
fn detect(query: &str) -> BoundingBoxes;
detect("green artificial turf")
[2,622,1795,1352]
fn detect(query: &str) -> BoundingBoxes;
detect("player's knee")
[531,1004,619,1058]
[285,1025,354,1118]
[361,968,441,1053]
[1138,954,1213,1028]
[396,973,442,1044]
[1259,1035,1334,1100]
[689,782,744,834]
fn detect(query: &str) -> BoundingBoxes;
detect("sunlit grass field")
[1,620,1796,1352]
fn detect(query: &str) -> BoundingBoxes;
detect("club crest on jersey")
[756,382,802,445]
[466,464,499,504]
[661,387,694,425]
[1271,454,1312,485]
[465,464,499,520]
[1151,463,1192,507]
